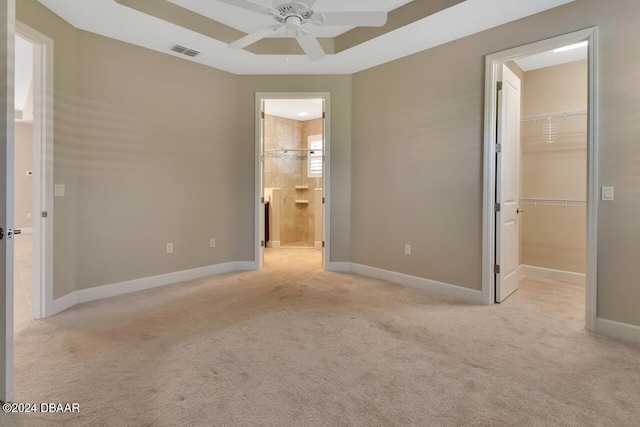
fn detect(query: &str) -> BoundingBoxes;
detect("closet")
[519,59,588,283]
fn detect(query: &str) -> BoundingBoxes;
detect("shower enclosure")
[264,114,323,248]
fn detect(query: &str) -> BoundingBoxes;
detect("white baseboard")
[267,241,280,249]
[46,261,256,317]
[519,264,586,286]
[327,262,351,273]
[596,317,640,344]
[45,260,485,318]
[350,263,483,305]
[47,292,76,318]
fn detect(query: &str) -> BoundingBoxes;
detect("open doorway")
[13,33,35,334]
[13,20,54,321]
[483,28,599,331]
[255,94,329,271]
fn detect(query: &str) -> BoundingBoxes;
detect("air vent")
[170,45,200,57]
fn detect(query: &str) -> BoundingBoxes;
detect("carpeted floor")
[2,249,639,426]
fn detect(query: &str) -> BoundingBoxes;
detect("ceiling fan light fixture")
[285,15,303,33]
[219,0,388,61]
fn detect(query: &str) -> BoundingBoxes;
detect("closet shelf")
[521,197,586,207]
[295,185,309,190]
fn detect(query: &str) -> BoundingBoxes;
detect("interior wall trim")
[519,265,586,286]
[338,263,484,305]
[46,261,256,317]
[596,318,640,345]
[326,262,351,273]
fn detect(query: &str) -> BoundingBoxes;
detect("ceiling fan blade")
[296,31,325,61]
[313,11,388,27]
[230,25,285,49]
[295,0,317,8]
[217,0,278,15]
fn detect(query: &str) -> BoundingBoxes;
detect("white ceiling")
[168,0,414,38]
[15,35,33,112]
[37,0,577,75]
[265,99,323,121]
[515,42,588,71]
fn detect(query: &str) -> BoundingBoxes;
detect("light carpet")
[2,249,639,426]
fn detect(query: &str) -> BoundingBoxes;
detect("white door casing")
[495,64,521,303]
[255,93,330,270]
[259,99,266,268]
[1,0,15,403]
[16,20,54,320]
[321,99,326,268]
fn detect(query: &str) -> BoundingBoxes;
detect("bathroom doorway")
[255,94,329,270]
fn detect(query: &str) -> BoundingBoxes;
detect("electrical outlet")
[210,238,216,248]
[404,244,412,255]
[166,243,173,254]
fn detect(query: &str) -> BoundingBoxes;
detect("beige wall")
[352,0,640,326]
[521,60,588,273]
[18,0,242,297]
[15,0,640,328]
[14,122,33,229]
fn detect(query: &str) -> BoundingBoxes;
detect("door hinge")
[494,203,501,212]
[322,241,325,248]
[41,210,48,218]
[261,197,265,204]
[260,240,265,247]
[322,111,326,119]
[494,264,501,274]
[261,111,265,119]
[497,81,503,91]
[496,144,502,153]
[260,155,265,162]
[322,197,325,204]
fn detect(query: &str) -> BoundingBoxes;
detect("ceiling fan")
[217,0,388,61]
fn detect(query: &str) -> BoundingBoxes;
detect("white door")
[1,0,15,403]
[495,64,521,303]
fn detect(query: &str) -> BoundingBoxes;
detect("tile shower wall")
[264,114,323,246]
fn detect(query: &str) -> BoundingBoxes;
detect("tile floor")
[14,233,33,334]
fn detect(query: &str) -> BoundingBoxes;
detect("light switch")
[54,184,65,197]
[601,186,614,201]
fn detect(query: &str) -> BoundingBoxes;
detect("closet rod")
[265,148,322,153]
[521,197,586,207]
[521,108,587,123]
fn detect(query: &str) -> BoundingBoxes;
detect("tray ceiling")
[37,0,576,75]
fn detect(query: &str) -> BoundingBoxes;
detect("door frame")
[15,20,54,320]
[1,0,15,403]
[481,27,599,331]
[254,92,330,269]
